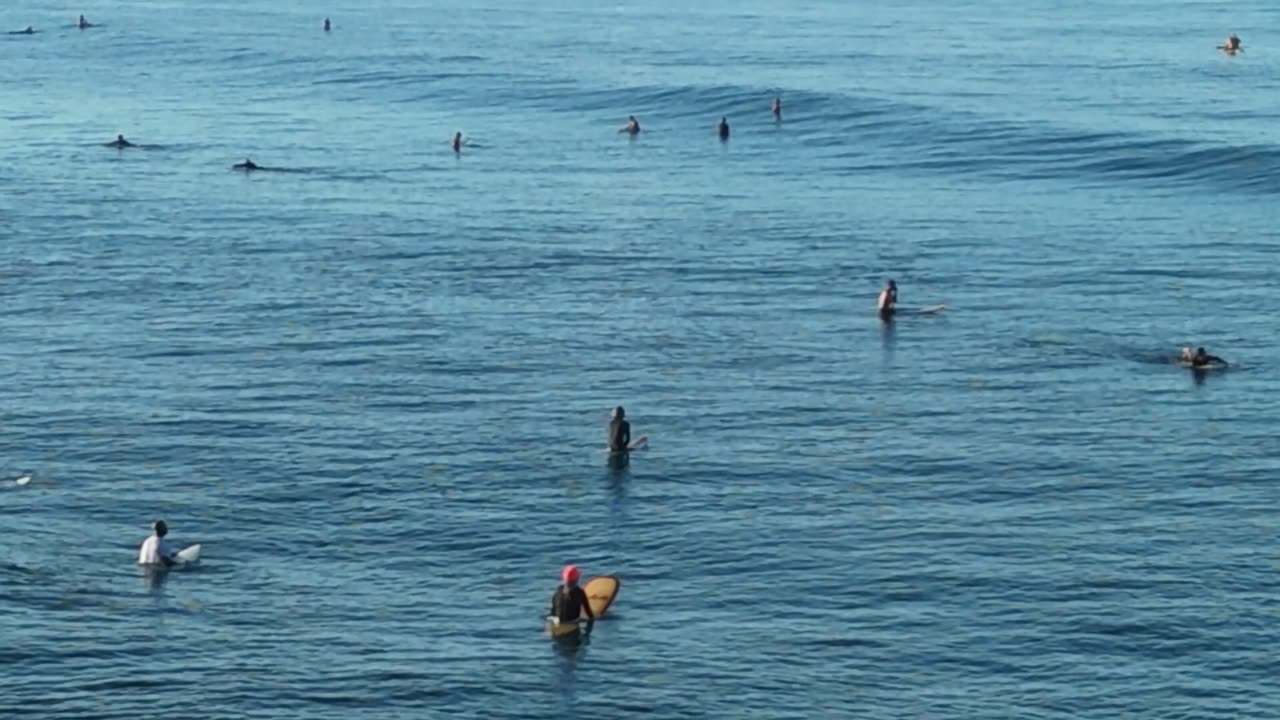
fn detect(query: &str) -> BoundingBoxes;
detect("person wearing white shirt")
[138,520,177,566]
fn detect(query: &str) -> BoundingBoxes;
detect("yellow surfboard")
[545,575,621,636]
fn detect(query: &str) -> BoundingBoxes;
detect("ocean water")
[3,0,1279,717]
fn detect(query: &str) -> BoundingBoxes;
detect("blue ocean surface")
[3,0,1279,717]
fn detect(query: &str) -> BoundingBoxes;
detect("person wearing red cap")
[549,565,594,625]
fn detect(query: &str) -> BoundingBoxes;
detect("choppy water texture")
[3,1,1280,717]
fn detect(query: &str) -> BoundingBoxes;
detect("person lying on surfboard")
[877,279,897,318]
[608,406,631,453]
[1183,346,1227,368]
[550,565,595,625]
[137,520,178,567]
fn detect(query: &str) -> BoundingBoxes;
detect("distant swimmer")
[608,406,631,454]
[1182,346,1227,368]
[549,565,595,626]
[77,15,93,29]
[324,18,331,32]
[138,520,177,567]
[771,97,782,118]
[107,134,135,149]
[9,26,35,35]
[877,279,898,318]
[619,115,640,136]
[452,131,464,153]
[232,158,260,171]
[1218,34,1242,54]
[718,117,730,141]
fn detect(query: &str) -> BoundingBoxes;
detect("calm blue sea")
[3,1,1279,717]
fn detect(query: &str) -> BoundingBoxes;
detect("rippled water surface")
[3,1,1280,718]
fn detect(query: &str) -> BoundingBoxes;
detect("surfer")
[77,15,92,29]
[877,279,898,318]
[771,97,782,118]
[550,565,595,625]
[718,117,730,140]
[324,18,331,32]
[1184,346,1227,368]
[620,115,640,136]
[452,131,464,153]
[1219,34,1242,54]
[608,406,631,454]
[232,158,260,171]
[137,520,177,567]
[9,26,35,35]
[107,134,135,149]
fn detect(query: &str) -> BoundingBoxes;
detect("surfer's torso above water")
[550,566,594,623]
[138,520,176,566]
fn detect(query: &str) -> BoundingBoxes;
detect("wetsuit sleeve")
[549,588,560,616]
[577,587,594,619]
[623,422,631,448]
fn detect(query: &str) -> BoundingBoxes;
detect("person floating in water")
[718,117,730,140]
[77,15,93,29]
[137,520,177,567]
[1182,346,1227,368]
[9,26,35,35]
[619,115,640,136]
[324,18,331,32]
[550,565,594,625]
[608,406,631,454]
[1218,34,1242,54]
[877,279,898,318]
[107,134,135,149]
[451,132,464,153]
[771,97,782,118]
[232,158,260,171]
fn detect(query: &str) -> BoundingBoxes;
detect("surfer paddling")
[107,134,135,149]
[1181,346,1227,368]
[232,158,260,171]
[138,520,178,567]
[550,565,595,626]
[1218,34,1242,54]
[877,279,898,319]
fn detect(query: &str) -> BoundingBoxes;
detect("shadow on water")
[880,316,896,356]
[550,626,591,704]
[604,452,630,511]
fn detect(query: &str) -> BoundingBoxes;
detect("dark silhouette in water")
[77,15,95,29]
[718,117,730,141]
[9,26,36,35]
[324,18,331,32]
[1218,33,1242,54]
[106,134,135,149]
[619,115,640,136]
[232,158,261,171]
[452,132,464,153]
[771,97,782,118]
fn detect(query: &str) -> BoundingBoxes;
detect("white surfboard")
[605,436,649,454]
[173,544,201,565]
[905,304,949,315]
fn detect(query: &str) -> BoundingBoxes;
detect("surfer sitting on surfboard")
[1182,346,1227,368]
[550,565,595,625]
[1219,34,1242,54]
[877,279,897,318]
[137,520,178,567]
[608,406,631,453]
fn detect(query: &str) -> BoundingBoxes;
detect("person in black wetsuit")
[324,18,331,32]
[877,279,898,319]
[550,565,594,624]
[1190,347,1227,368]
[771,97,782,118]
[620,116,640,136]
[608,406,631,453]
[233,158,260,171]
[10,26,35,35]
[718,117,730,141]
[107,134,135,148]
